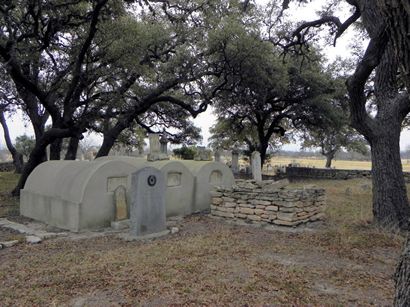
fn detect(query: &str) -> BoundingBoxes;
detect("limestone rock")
[254,209,265,215]
[239,208,254,215]
[235,213,247,219]
[272,219,300,227]
[0,240,19,248]
[251,200,271,206]
[218,207,234,213]
[224,202,237,208]
[170,227,179,234]
[210,191,223,197]
[212,197,223,205]
[111,219,130,230]
[262,179,290,192]
[248,215,262,221]
[277,212,297,222]
[26,235,42,244]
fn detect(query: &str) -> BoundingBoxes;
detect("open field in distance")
[266,156,410,172]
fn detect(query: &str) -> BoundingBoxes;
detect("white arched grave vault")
[20,160,136,232]
[20,158,234,232]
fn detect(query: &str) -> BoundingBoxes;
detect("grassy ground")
[266,156,410,171]
[0,172,20,217]
[0,173,408,305]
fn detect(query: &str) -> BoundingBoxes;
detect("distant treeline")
[273,150,372,161]
[275,149,410,160]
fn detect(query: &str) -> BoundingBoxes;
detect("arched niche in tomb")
[178,161,235,212]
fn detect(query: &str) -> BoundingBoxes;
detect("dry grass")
[0,172,20,217]
[0,174,408,305]
[266,156,410,171]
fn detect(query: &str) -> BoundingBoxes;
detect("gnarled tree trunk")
[394,237,410,306]
[0,111,24,173]
[258,141,269,167]
[49,138,62,160]
[12,128,80,196]
[18,87,48,163]
[346,5,410,230]
[325,153,334,168]
[64,137,79,160]
[370,126,410,229]
[95,121,129,158]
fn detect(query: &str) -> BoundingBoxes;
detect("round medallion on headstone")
[147,175,157,186]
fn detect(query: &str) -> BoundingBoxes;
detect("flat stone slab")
[0,240,19,248]
[0,218,68,239]
[111,219,130,231]
[26,235,42,244]
[120,229,170,241]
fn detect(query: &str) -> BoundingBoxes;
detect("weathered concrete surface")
[179,161,235,212]
[251,151,262,182]
[20,160,137,232]
[129,167,167,238]
[96,157,195,216]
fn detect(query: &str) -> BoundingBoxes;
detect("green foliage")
[209,15,334,164]
[14,135,35,159]
[113,125,147,154]
[300,75,369,162]
[173,146,198,160]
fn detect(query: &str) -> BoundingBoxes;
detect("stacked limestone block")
[210,180,326,226]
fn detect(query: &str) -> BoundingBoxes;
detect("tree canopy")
[209,16,340,166]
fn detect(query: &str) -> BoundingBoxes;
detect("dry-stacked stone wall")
[285,166,410,183]
[210,180,326,227]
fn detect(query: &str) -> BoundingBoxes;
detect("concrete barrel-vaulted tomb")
[95,156,196,216]
[20,157,235,232]
[20,160,137,232]
[179,161,235,212]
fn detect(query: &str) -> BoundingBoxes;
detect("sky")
[1,0,410,152]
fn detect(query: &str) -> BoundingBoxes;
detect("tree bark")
[95,121,129,158]
[12,128,81,196]
[325,154,333,168]
[370,127,410,230]
[346,6,410,230]
[49,138,62,160]
[96,133,118,158]
[64,137,79,160]
[0,111,24,173]
[17,80,49,163]
[394,237,410,307]
[258,141,269,167]
[12,141,50,196]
